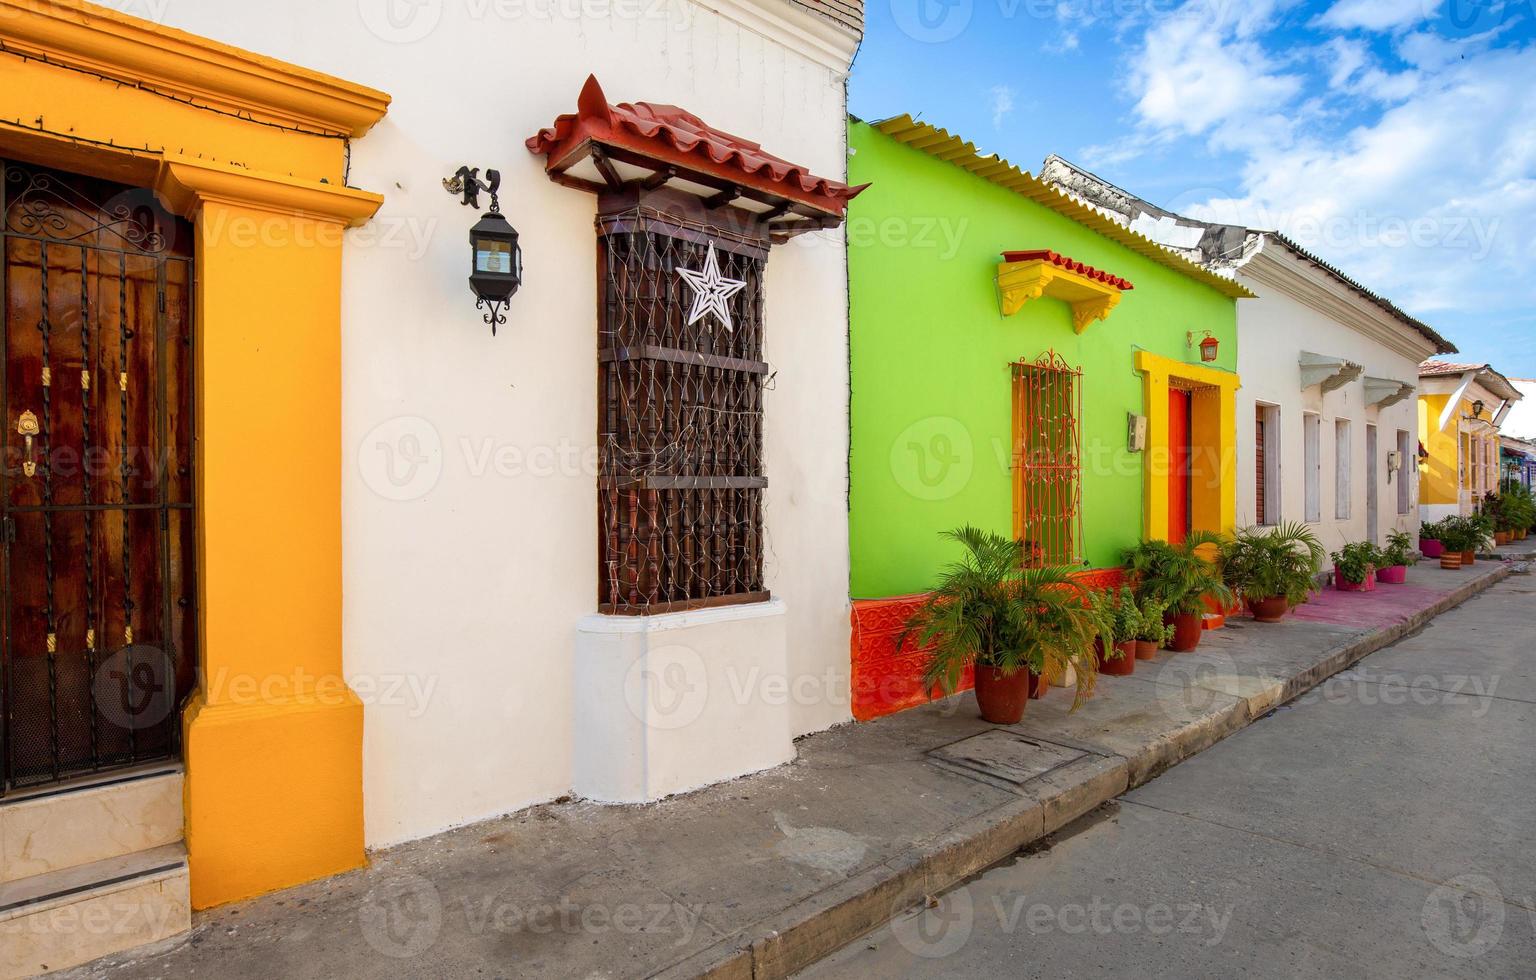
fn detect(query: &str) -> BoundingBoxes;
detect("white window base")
[573,600,794,804]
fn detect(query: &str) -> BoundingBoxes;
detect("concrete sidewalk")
[64,561,1516,980]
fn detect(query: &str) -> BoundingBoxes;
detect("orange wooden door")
[1168,388,1192,544]
[2,161,196,792]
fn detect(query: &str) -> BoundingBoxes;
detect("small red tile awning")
[1000,250,1134,291]
[527,75,866,236]
[997,250,1134,332]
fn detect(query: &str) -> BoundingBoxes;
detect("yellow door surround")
[1135,350,1240,542]
[0,0,389,908]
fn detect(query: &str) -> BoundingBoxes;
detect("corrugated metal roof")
[1267,234,1457,355]
[870,116,1256,300]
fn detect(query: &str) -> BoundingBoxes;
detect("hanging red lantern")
[1198,331,1220,363]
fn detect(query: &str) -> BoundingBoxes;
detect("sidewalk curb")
[662,565,1511,979]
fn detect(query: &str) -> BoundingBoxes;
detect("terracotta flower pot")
[1246,595,1289,623]
[1495,531,1511,547]
[1096,639,1136,676]
[1168,613,1204,652]
[1335,565,1376,592]
[1377,565,1408,585]
[1419,538,1444,558]
[1029,669,1048,700]
[1440,552,1464,570]
[1462,550,1476,566]
[974,665,1031,724]
[1135,640,1158,660]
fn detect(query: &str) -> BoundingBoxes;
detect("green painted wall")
[848,120,1239,599]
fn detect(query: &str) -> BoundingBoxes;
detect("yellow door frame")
[1135,350,1240,541]
[0,0,389,908]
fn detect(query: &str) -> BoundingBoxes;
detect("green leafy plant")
[1381,529,1417,568]
[1220,521,1325,607]
[1466,512,1495,552]
[1331,541,1380,585]
[903,527,1101,709]
[1435,517,1471,553]
[1088,586,1140,649]
[1418,517,1447,543]
[1124,531,1234,616]
[1134,597,1175,646]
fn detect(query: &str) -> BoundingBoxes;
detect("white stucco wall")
[153,2,855,846]
[1234,247,1436,555]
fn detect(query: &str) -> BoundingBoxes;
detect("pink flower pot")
[1376,565,1408,585]
[1419,538,1444,558]
[1335,565,1377,592]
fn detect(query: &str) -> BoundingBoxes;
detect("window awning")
[1300,351,1363,392]
[1363,376,1415,408]
[996,250,1134,332]
[526,75,866,239]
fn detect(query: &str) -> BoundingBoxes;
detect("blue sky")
[850,0,1536,375]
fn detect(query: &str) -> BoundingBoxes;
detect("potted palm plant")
[1134,597,1173,659]
[1125,533,1233,653]
[1464,513,1494,564]
[1332,541,1380,592]
[1219,521,1324,623]
[1377,529,1416,584]
[1089,586,1138,677]
[905,527,1101,724]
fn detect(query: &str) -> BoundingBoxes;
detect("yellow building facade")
[1417,362,1524,520]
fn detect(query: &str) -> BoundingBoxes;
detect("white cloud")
[1318,0,1440,32]
[1130,7,1304,144]
[990,85,1015,129]
[1184,45,1536,322]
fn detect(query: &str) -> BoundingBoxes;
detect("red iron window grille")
[1012,351,1083,568]
[596,214,769,614]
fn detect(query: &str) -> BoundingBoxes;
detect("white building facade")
[1232,238,1447,549]
[1038,158,1454,551]
[4,0,861,969]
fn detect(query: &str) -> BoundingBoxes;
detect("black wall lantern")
[447,166,522,335]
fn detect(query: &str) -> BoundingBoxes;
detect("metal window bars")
[1011,350,1083,568]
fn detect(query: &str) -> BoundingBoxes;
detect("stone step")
[1,768,183,884]
[0,842,190,979]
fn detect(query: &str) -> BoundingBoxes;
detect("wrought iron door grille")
[597,216,768,614]
[1012,351,1083,568]
[2,161,197,793]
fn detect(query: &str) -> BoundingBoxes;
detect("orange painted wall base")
[851,567,1126,721]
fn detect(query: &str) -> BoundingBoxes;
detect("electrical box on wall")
[1128,413,1148,452]
[1387,450,1402,473]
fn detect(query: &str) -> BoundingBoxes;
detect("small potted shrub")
[1089,587,1138,677]
[1134,598,1173,659]
[1436,519,1467,570]
[1418,518,1446,559]
[1125,532,1233,653]
[1332,541,1380,592]
[1464,513,1494,564]
[1376,530,1416,584]
[1220,521,1324,623]
[906,527,1100,724]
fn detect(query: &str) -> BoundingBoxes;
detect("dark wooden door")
[2,161,196,793]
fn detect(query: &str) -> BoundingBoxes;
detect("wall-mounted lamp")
[1472,399,1486,418]
[1188,330,1220,363]
[445,166,522,335]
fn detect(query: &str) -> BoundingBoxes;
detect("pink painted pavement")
[1288,580,1458,628]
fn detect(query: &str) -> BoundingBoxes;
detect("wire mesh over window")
[597,212,769,614]
[1012,351,1083,568]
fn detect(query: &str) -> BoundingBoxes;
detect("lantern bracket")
[446,166,503,213]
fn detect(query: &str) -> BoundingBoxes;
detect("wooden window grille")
[1255,410,1267,526]
[1011,351,1083,567]
[596,212,769,614]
